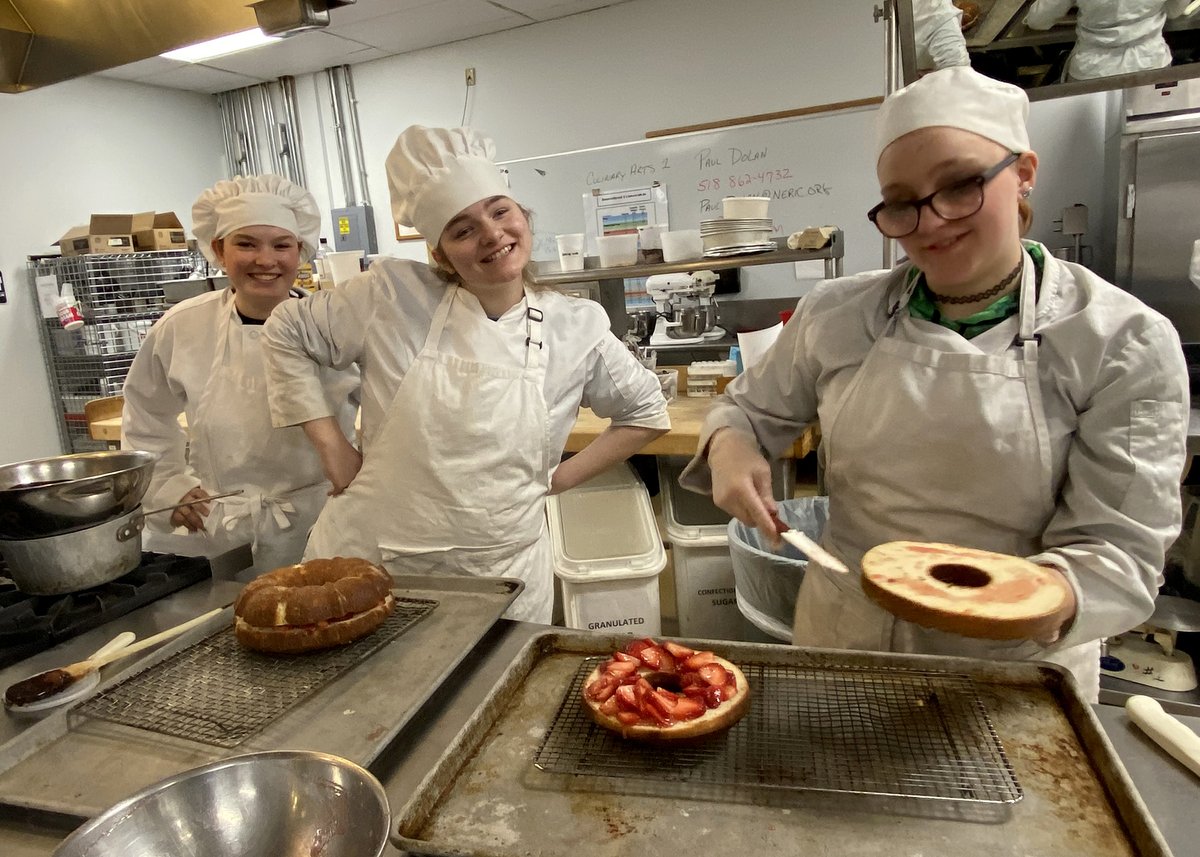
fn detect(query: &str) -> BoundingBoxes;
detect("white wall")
[0,76,225,463]
[291,0,887,263]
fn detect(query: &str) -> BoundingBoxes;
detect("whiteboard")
[499,105,885,297]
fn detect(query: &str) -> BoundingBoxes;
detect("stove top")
[0,552,212,670]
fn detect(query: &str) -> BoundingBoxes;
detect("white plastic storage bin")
[547,462,666,635]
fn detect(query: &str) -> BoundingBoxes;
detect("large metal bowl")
[52,750,392,857]
[0,450,157,540]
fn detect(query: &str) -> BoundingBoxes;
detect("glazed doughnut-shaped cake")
[234,557,395,654]
[582,638,750,740]
[860,541,1070,641]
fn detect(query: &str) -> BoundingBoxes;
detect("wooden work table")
[87,393,821,460]
[566,394,820,459]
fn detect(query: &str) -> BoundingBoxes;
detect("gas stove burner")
[0,552,212,670]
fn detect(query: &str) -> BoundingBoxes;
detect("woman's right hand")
[708,428,780,546]
[171,486,212,532]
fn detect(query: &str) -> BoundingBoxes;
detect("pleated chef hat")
[192,174,321,265]
[874,66,1030,163]
[386,125,511,244]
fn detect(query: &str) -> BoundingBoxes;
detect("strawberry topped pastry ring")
[861,541,1073,641]
[582,638,750,740]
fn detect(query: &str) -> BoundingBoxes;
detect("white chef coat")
[1190,238,1200,289]
[913,0,970,71]
[1026,0,1193,81]
[121,289,359,569]
[682,243,1189,693]
[263,258,670,617]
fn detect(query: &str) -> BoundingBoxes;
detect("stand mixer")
[645,271,726,347]
[1100,595,1200,692]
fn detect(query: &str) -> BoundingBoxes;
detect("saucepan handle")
[115,489,245,542]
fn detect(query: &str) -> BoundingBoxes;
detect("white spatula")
[778,528,850,575]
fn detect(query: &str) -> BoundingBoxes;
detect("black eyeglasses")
[867,152,1021,239]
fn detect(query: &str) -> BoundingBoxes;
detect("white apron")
[144,299,329,574]
[794,252,1100,700]
[304,286,554,623]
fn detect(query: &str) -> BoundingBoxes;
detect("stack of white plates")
[700,218,776,257]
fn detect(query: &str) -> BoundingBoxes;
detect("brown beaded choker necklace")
[927,257,1023,306]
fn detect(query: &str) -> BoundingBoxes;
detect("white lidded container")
[547,462,666,635]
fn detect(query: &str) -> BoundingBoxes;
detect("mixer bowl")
[0,450,157,539]
[52,750,392,857]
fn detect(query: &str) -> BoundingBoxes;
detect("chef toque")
[192,174,321,265]
[386,125,511,244]
[874,66,1030,163]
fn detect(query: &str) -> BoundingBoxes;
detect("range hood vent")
[0,0,355,93]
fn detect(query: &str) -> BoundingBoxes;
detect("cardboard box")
[55,213,153,257]
[133,211,187,251]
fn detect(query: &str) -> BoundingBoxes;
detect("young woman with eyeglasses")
[681,66,1189,701]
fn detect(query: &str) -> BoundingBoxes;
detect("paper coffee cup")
[556,233,586,272]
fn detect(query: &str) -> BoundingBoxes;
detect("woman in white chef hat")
[682,66,1189,700]
[122,174,359,574]
[263,126,669,623]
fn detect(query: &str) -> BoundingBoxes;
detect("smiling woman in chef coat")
[682,67,1190,700]
[121,175,359,573]
[263,125,670,623]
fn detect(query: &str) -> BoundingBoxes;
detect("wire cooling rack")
[534,658,1021,804]
[73,597,437,748]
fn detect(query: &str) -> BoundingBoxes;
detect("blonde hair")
[432,203,555,292]
[1018,197,1033,237]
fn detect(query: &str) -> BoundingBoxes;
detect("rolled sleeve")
[1034,320,1189,651]
[582,335,670,430]
[264,278,371,428]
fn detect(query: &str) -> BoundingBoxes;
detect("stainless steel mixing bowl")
[0,450,157,539]
[52,750,392,857]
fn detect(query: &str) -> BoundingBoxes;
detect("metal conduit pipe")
[216,91,240,180]
[325,66,357,206]
[279,76,307,187]
[238,87,260,175]
[258,83,282,176]
[341,64,372,207]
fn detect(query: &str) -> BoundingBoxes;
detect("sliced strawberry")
[657,650,676,674]
[626,638,659,658]
[605,660,639,678]
[585,673,619,701]
[638,645,664,670]
[679,672,704,689]
[663,641,696,659]
[704,684,728,708]
[599,695,620,716]
[615,684,639,711]
[672,697,706,720]
[613,651,640,663]
[725,672,736,691]
[697,663,729,687]
[616,711,641,725]
[682,684,709,699]
[683,651,717,670]
[651,688,678,714]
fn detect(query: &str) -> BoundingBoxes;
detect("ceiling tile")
[94,56,184,82]
[329,0,529,53]
[321,0,444,26]
[492,0,623,20]
[142,64,269,93]
[204,31,381,76]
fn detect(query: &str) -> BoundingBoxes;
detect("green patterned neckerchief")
[906,243,1044,339]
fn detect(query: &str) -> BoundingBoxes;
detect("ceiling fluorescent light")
[161,28,281,63]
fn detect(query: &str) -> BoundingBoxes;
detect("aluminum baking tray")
[393,631,1172,857]
[0,574,520,819]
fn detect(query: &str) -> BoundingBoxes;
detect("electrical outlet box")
[465,67,476,86]
[331,205,378,255]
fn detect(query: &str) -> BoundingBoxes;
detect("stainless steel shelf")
[528,230,844,286]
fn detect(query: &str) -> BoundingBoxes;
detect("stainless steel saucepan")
[0,490,244,595]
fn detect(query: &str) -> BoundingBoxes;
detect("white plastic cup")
[655,368,679,403]
[324,250,363,287]
[555,233,586,272]
[722,196,770,219]
[661,229,703,263]
[597,234,638,268]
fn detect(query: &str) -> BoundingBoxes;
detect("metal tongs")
[116,489,245,541]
